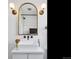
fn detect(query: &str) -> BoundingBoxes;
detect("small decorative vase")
[16,43,18,48]
[15,39,20,48]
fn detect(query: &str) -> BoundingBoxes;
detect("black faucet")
[24,35,26,38]
[27,36,29,40]
[31,36,33,38]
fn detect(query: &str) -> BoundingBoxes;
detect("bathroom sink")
[18,39,39,49]
[19,40,34,45]
[12,47,44,54]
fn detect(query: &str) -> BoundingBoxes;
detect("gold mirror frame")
[18,3,38,35]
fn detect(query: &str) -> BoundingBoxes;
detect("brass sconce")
[39,9,44,15]
[9,3,17,15]
[12,9,17,15]
[39,3,46,15]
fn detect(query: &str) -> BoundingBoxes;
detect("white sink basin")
[19,40,34,45]
[18,39,39,49]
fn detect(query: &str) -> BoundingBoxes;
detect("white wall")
[8,0,47,59]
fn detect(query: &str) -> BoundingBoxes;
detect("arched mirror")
[18,3,38,35]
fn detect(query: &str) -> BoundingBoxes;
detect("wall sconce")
[39,3,46,15]
[9,3,17,15]
[39,9,44,15]
[12,10,17,15]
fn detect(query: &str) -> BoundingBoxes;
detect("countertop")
[12,47,44,54]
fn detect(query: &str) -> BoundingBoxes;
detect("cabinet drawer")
[29,54,44,59]
[13,54,27,59]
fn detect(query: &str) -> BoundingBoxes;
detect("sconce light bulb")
[9,3,15,9]
[41,3,46,9]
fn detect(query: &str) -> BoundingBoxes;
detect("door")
[13,53,27,59]
[29,54,44,59]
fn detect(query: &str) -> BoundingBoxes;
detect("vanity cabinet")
[12,53,43,59]
[13,54,28,59]
[29,54,43,59]
[12,48,44,59]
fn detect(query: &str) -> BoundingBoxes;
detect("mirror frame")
[18,2,38,35]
